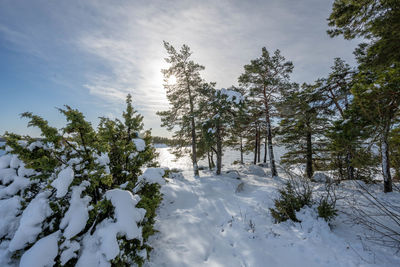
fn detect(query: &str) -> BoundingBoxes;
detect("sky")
[0,0,359,138]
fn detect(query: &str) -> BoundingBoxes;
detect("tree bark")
[216,120,222,175]
[265,109,278,176]
[257,125,261,163]
[263,85,277,176]
[240,136,244,164]
[382,122,392,193]
[345,152,354,180]
[187,80,199,177]
[254,123,258,165]
[263,137,267,163]
[306,130,313,179]
[207,151,212,170]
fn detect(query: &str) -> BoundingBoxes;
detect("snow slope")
[146,147,400,267]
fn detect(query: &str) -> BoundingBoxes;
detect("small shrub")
[270,181,312,223]
[317,199,338,222]
[317,182,338,222]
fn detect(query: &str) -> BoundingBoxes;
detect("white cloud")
[0,0,360,136]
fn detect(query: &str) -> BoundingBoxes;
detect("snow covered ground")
[145,147,400,267]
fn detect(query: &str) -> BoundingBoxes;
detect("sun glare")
[167,75,177,85]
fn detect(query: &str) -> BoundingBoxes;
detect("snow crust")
[145,147,400,267]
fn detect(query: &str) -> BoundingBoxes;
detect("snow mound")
[0,154,12,169]
[77,189,146,265]
[0,175,30,199]
[138,168,166,185]
[20,231,60,267]
[224,170,241,179]
[0,196,21,239]
[313,172,331,183]
[9,191,53,251]
[52,166,74,198]
[60,181,91,239]
[246,164,266,176]
[60,240,80,265]
[133,138,146,152]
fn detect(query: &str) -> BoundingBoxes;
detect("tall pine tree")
[239,47,293,176]
[157,41,204,177]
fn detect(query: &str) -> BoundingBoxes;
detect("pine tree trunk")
[257,126,261,163]
[240,136,244,164]
[265,110,277,176]
[216,120,222,175]
[187,82,199,177]
[254,124,258,165]
[382,122,392,193]
[263,137,267,163]
[208,151,212,170]
[262,86,277,176]
[306,130,313,179]
[345,151,354,180]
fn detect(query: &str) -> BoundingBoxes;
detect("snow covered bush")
[270,172,338,223]
[270,181,312,223]
[0,94,164,266]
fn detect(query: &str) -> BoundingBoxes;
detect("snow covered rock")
[313,172,331,183]
[224,170,241,179]
[247,165,266,177]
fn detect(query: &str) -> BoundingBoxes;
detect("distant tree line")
[158,0,400,193]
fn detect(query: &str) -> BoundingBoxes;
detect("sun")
[166,75,177,85]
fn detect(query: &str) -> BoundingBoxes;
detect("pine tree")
[0,95,162,266]
[239,47,294,176]
[225,87,248,165]
[328,0,400,67]
[328,0,400,192]
[198,84,243,175]
[157,41,204,177]
[277,83,329,179]
[352,64,400,192]
[315,58,357,180]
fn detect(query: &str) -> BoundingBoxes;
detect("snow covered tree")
[239,47,293,176]
[352,64,400,192]
[225,87,249,165]
[198,84,244,175]
[0,95,164,266]
[328,1,400,191]
[277,83,329,179]
[389,127,400,181]
[315,58,357,180]
[157,41,205,177]
[328,0,400,67]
